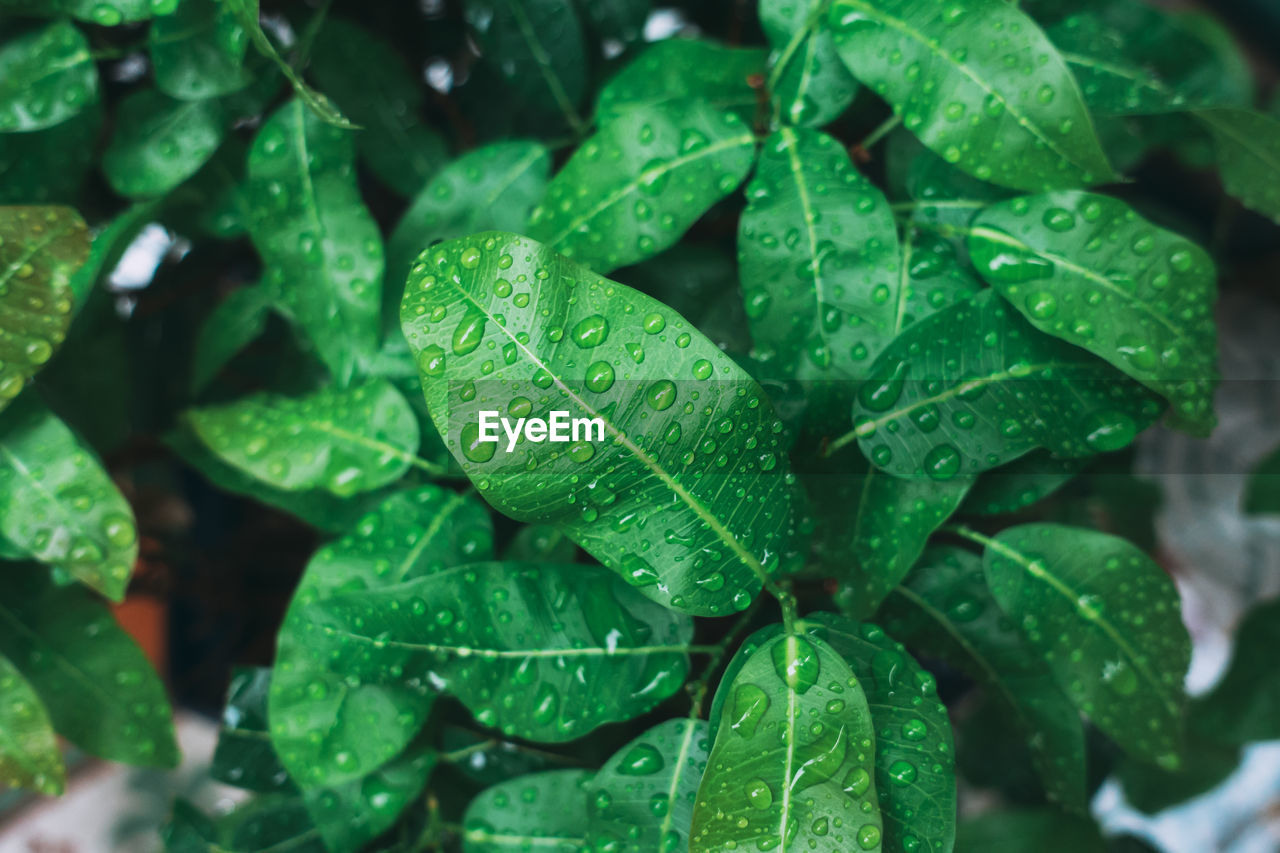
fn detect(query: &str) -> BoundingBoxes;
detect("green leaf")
[0,563,178,768]
[102,90,226,198]
[0,652,64,795]
[587,719,710,853]
[0,104,100,204]
[0,395,138,600]
[962,451,1087,516]
[691,629,883,853]
[1115,734,1239,814]
[1191,596,1280,744]
[310,17,449,196]
[463,769,593,853]
[762,0,859,127]
[0,205,88,409]
[1244,443,1280,515]
[191,284,273,392]
[1194,108,1280,225]
[955,808,1105,853]
[528,103,756,274]
[968,191,1218,435]
[884,130,1012,234]
[845,290,1163,480]
[40,0,165,26]
[0,20,97,132]
[596,38,766,125]
[162,800,222,853]
[247,100,383,382]
[220,795,326,853]
[184,379,423,497]
[66,203,156,315]
[315,560,692,742]
[828,0,1118,191]
[803,614,956,853]
[503,524,577,563]
[213,667,293,793]
[465,0,588,134]
[401,233,803,616]
[739,128,900,384]
[269,486,489,787]
[164,137,253,240]
[149,0,251,101]
[979,523,1190,767]
[883,546,1088,810]
[580,0,650,47]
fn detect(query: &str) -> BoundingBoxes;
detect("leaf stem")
[859,114,903,150]
[686,597,762,717]
[824,429,858,457]
[941,523,995,549]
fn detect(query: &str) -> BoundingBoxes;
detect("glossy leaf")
[846,290,1163,480]
[191,285,273,392]
[691,630,883,852]
[884,130,1012,234]
[0,395,138,600]
[269,486,491,786]
[955,809,1105,853]
[0,563,178,768]
[149,0,251,101]
[969,192,1218,434]
[528,103,756,274]
[739,128,900,384]
[1194,108,1280,225]
[463,769,593,853]
[883,546,1087,810]
[962,451,1087,516]
[596,39,766,124]
[762,0,859,127]
[804,614,956,853]
[401,233,802,616]
[103,90,226,198]
[0,20,97,132]
[981,523,1190,767]
[0,105,100,204]
[184,379,421,497]
[0,652,64,795]
[220,795,326,853]
[213,667,293,793]
[0,206,88,409]
[828,0,1118,191]
[1191,596,1280,744]
[247,100,383,382]
[587,719,710,853]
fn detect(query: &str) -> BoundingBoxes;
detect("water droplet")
[572,314,609,348]
[617,743,664,776]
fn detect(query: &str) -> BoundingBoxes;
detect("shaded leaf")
[955,808,1105,853]
[502,524,577,563]
[149,0,251,101]
[580,0,650,47]
[102,90,226,198]
[1194,108,1280,225]
[884,129,1012,234]
[1115,734,1239,814]
[213,667,293,793]
[1243,443,1280,515]
[1191,596,1280,744]
[596,38,766,124]
[0,20,97,132]
[962,450,1087,516]
[762,0,858,127]
[463,769,592,853]
[191,284,273,392]
[0,104,100,204]
[0,652,64,795]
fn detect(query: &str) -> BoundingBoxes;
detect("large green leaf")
[827,0,1117,191]
[149,0,251,101]
[401,233,803,616]
[968,192,1218,435]
[314,560,693,742]
[0,652,64,795]
[269,486,491,786]
[596,39,766,124]
[1191,596,1280,744]
[981,523,1190,767]
[185,379,422,497]
[587,719,710,853]
[1194,108,1280,225]
[0,105,100,204]
[844,291,1162,480]
[883,546,1087,810]
[691,630,883,852]
[247,100,383,382]
[762,0,858,127]
[739,128,900,384]
[0,206,88,409]
[528,103,756,274]
[0,563,177,768]
[102,90,225,198]
[804,614,956,853]
[463,769,593,853]
[0,395,138,600]
[0,20,97,132]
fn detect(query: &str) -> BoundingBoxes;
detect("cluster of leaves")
[1,0,1279,851]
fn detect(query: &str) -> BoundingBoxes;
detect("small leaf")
[0,205,88,409]
[0,20,97,132]
[502,524,577,563]
[103,90,226,198]
[691,630,883,853]
[1115,734,1239,814]
[968,191,1218,435]
[0,563,178,768]
[149,0,251,101]
[883,546,1088,810]
[580,0,650,47]
[40,0,164,26]
[0,105,101,204]
[1243,443,1280,515]
[191,285,273,392]
[401,233,803,616]
[212,667,293,792]
[247,100,383,382]
[528,103,756,273]
[0,395,138,600]
[762,0,859,127]
[463,769,592,853]
[0,652,65,795]
[846,290,1163,479]
[955,808,1106,853]
[184,379,421,497]
[164,138,252,240]
[962,450,1087,516]
[1191,596,1280,744]
[596,38,766,124]
[587,719,710,853]
[828,0,1118,191]
[1194,108,1280,225]
[981,523,1190,767]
